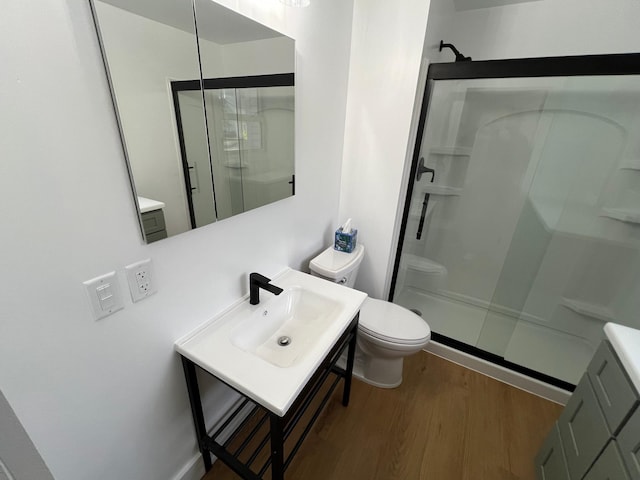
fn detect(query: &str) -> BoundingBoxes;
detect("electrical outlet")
[125,259,157,302]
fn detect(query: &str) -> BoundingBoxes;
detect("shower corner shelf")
[560,297,616,323]
[619,160,640,171]
[421,185,462,196]
[600,208,640,225]
[224,161,249,169]
[401,254,447,276]
[428,146,472,157]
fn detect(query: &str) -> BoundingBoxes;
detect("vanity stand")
[180,315,359,480]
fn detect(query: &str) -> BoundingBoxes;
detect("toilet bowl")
[309,244,431,388]
[356,297,431,388]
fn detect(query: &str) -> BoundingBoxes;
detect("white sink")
[175,268,367,415]
[230,286,342,368]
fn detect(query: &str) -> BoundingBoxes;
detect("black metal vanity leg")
[269,413,285,480]
[181,356,212,472]
[342,322,358,407]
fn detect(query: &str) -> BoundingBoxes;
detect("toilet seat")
[358,298,431,346]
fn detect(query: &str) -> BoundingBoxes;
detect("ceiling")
[98,0,285,44]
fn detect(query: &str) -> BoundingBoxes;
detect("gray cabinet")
[588,342,638,435]
[618,408,640,480]
[558,375,610,479]
[583,441,630,480]
[536,340,639,480]
[536,423,570,480]
[141,209,167,243]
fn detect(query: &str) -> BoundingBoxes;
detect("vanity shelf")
[140,209,167,243]
[180,315,359,480]
[401,254,447,276]
[137,196,167,243]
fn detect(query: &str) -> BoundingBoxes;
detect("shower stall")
[390,54,640,389]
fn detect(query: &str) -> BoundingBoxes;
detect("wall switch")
[125,259,157,302]
[83,271,124,320]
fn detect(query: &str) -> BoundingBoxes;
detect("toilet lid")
[358,298,431,345]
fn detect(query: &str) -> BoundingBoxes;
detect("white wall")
[422,0,456,62]
[424,0,640,62]
[201,35,294,78]
[0,1,353,480]
[338,0,432,299]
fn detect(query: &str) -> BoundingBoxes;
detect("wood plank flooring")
[202,351,563,480]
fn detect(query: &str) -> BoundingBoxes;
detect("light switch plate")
[83,271,124,320]
[125,258,157,302]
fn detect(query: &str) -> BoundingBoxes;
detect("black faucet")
[249,272,283,305]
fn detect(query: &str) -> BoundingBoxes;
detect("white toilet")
[309,244,431,388]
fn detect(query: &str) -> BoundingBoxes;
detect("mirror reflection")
[90,0,295,242]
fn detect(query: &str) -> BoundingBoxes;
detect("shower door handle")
[416,192,430,240]
[289,174,295,195]
[416,157,435,182]
[416,157,435,239]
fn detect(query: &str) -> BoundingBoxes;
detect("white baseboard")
[424,341,571,405]
[172,454,204,480]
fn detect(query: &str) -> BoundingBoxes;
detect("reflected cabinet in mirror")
[90,0,295,242]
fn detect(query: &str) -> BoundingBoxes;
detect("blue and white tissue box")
[334,227,358,253]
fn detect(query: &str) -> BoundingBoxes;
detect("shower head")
[439,41,472,62]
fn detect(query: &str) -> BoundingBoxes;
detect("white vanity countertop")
[604,323,640,393]
[174,268,367,416]
[137,196,166,213]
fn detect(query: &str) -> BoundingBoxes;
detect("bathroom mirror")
[90,0,295,242]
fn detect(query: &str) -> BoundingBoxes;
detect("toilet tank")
[309,244,365,288]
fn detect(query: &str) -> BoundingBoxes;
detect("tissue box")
[334,227,358,253]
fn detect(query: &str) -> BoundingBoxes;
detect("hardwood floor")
[203,351,563,480]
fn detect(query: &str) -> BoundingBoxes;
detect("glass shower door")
[477,74,640,385]
[203,85,295,220]
[235,86,295,212]
[393,77,552,345]
[391,64,640,387]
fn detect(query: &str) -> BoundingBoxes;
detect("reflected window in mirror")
[89,0,295,243]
